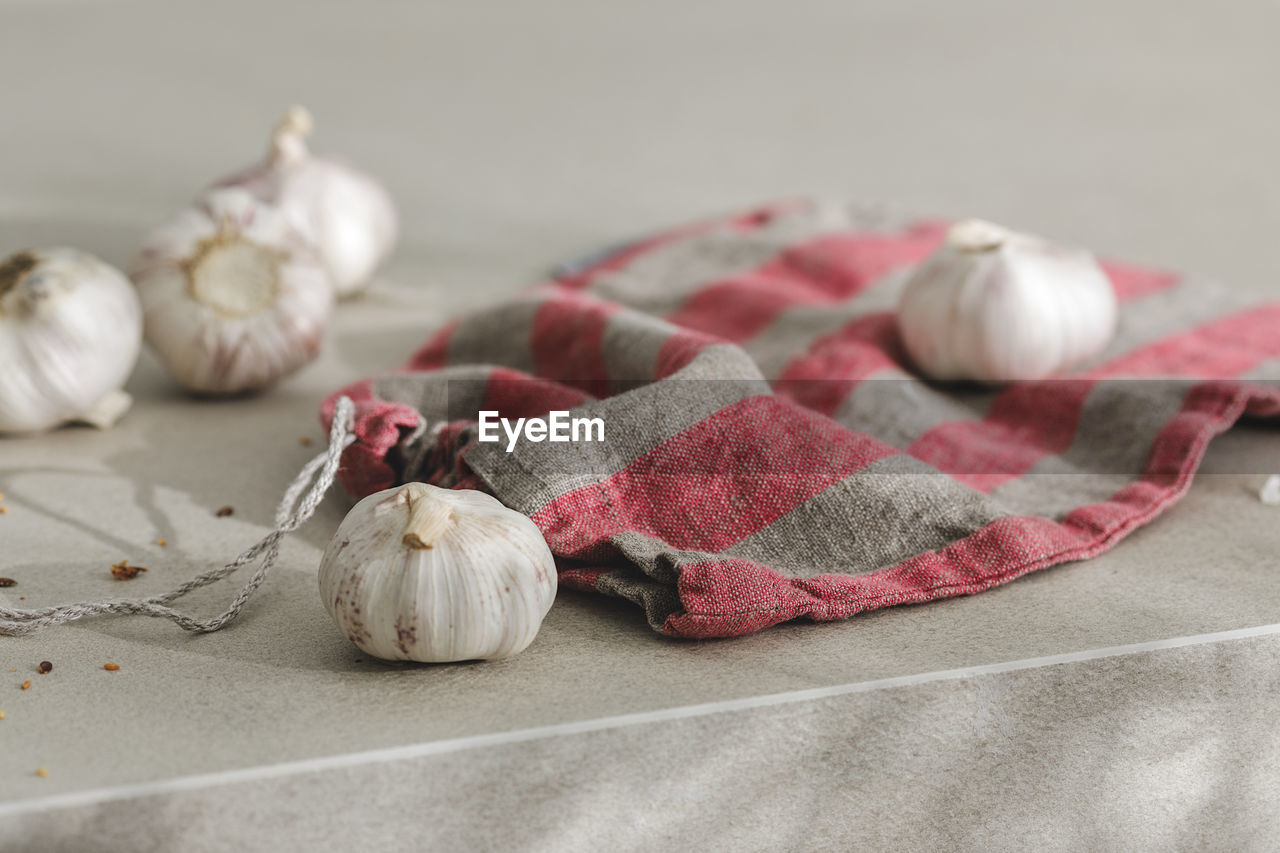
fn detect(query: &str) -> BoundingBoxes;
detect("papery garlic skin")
[215,106,398,298]
[897,219,1118,382]
[0,248,142,433]
[131,187,334,394]
[319,483,557,662]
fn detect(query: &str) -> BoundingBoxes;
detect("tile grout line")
[3,620,1279,818]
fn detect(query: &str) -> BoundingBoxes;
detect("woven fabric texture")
[322,200,1280,638]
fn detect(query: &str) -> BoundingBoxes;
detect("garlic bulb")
[897,219,1118,382]
[131,187,334,394]
[0,248,141,433]
[215,106,398,298]
[319,483,557,662]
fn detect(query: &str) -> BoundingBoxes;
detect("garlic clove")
[215,106,399,299]
[0,248,142,434]
[130,187,335,395]
[319,483,557,663]
[897,219,1118,383]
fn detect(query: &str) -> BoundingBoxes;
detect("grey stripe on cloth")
[599,309,683,387]
[600,454,1009,585]
[835,379,999,452]
[373,367,492,427]
[745,267,915,379]
[592,567,685,632]
[586,201,918,313]
[986,381,1195,519]
[1077,277,1260,370]
[721,454,1009,578]
[445,297,544,375]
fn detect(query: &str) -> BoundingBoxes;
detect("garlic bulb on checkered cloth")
[319,483,557,662]
[214,106,398,298]
[0,248,141,433]
[897,219,1118,382]
[130,187,334,394]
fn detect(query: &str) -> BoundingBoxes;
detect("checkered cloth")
[323,200,1280,638]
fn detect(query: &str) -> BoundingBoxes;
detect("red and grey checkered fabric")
[323,200,1280,638]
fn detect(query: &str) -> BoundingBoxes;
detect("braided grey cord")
[0,396,357,636]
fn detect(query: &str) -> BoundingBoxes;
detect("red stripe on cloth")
[555,200,808,291]
[662,380,1280,638]
[663,222,950,344]
[558,567,611,592]
[321,378,425,498]
[772,312,905,414]
[531,395,899,559]
[529,292,620,399]
[908,303,1280,491]
[1099,259,1180,301]
[482,367,594,420]
[1092,302,1280,378]
[406,320,459,371]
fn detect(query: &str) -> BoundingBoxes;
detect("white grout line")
[3,620,1280,818]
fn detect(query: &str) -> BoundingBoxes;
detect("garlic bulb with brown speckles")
[319,483,557,662]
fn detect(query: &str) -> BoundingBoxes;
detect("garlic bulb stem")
[398,483,457,549]
[0,252,38,302]
[269,105,314,166]
[945,218,1010,253]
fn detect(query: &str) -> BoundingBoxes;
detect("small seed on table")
[103,663,120,671]
[20,680,31,690]
[37,661,52,674]
[215,506,234,518]
[110,560,147,580]
[35,768,48,778]
[0,578,16,588]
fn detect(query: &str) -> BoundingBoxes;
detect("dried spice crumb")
[215,506,234,518]
[37,661,52,674]
[110,560,147,580]
[0,507,8,515]
[35,768,48,778]
[103,663,120,671]
[0,710,5,719]
[299,436,313,447]
[0,578,16,588]
[156,538,167,547]
[20,680,31,690]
